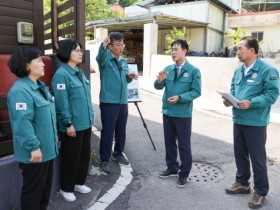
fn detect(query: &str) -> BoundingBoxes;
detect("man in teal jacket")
[224,36,279,209]
[154,39,201,188]
[96,32,137,173]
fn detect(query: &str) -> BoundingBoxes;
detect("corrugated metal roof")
[85,12,208,32]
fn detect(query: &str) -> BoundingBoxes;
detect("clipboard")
[216,90,240,108]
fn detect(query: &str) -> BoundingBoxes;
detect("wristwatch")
[178,96,181,101]
[66,122,72,128]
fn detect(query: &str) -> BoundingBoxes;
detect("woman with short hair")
[7,46,58,210]
[51,39,94,202]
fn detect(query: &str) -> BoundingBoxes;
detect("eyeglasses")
[112,44,125,48]
[72,49,84,54]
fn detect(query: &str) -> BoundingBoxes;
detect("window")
[251,32,263,41]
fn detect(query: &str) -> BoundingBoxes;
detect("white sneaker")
[74,185,91,194]
[60,189,76,202]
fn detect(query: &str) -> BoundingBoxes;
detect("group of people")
[6,32,137,210]
[154,36,279,209]
[6,32,279,210]
[7,39,95,209]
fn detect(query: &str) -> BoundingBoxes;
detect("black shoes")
[177,175,187,188]
[159,169,178,178]
[100,161,110,174]
[111,154,129,165]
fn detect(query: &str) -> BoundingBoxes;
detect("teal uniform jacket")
[7,77,58,163]
[231,58,279,126]
[51,63,94,132]
[96,44,132,104]
[154,60,202,118]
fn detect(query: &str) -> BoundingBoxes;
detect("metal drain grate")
[188,162,222,183]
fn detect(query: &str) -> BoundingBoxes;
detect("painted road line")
[92,126,100,137]
[87,164,133,210]
[88,126,134,210]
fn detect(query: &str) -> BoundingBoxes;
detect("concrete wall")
[228,11,280,28]
[157,28,205,54]
[150,1,209,23]
[190,28,205,52]
[209,3,224,31]
[218,0,241,12]
[228,12,280,57]
[244,26,280,57]
[0,154,61,210]
[206,29,223,53]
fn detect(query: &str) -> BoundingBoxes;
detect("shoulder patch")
[197,75,201,79]
[16,103,27,110]
[270,77,277,80]
[57,84,66,90]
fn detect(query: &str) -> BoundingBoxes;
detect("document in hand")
[216,90,240,108]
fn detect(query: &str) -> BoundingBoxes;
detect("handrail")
[43,0,85,73]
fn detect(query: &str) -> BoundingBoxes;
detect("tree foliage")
[225,27,247,49]
[225,27,264,57]
[43,0,125,38]
[165,27,191,54]
[44,0,125,21]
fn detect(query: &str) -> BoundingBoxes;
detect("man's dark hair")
[8,46,41,78]
[241,36,259,54]
[109,32,124,43]
[57,39,82,63]
[171,39,189,55]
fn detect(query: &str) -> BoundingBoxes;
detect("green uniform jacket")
[231,58,279,126]
[154,60,201,118]
[96,44,132,104]
[7,77,58,163]
[51,63,94,132]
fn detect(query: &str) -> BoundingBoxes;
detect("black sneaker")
[159,169,178,178]
[111,154,129,165]
[100,161,110,173]
[177,175,187,188]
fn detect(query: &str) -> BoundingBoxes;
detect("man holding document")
[223,36,279,209]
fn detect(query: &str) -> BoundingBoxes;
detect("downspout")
[204,0,210,53]
[221,11,226,51]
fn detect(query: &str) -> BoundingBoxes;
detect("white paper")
[216,90,240,108]
[127,64,141,102]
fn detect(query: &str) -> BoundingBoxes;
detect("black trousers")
[163,115,192,177]
[233,124,268,196]
[60,128,91,192]
[19,160,53,210]
[99,103,128,162]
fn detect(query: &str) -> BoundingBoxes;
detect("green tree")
[225,27,264,57]
[165,27,191,54]
[225,27,247,49]
[43,0,125,38]
[86,0,125,22]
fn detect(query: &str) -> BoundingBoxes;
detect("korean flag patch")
[16,103,27,110]
[57,84,66,90]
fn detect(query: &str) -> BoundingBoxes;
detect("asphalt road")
[49,75,280,210]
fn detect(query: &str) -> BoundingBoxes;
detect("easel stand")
[134,102,156,150]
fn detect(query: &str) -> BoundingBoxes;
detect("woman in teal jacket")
[51,39,94,202]
[7,46,58,210]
